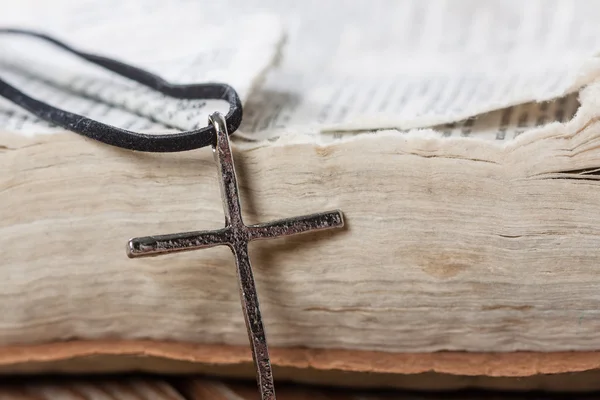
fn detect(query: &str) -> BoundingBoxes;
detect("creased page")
[0,0,283,133]
[3,0,600,141]
[233,0,600,139]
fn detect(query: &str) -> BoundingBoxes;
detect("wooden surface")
[0,375,597,400]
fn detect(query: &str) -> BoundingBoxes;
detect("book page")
[0,0,283,134]
[312,93,581,143]
[2,0,600,141]
[433,93,581,141]
[235,0,600,140]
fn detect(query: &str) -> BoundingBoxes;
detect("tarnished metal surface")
[127,112,344,400]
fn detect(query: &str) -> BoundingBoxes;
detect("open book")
[3,0,600,391]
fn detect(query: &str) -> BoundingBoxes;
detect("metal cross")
[126,112,344,400]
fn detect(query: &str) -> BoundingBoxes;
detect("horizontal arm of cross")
[127,227,230,258]
[248,210,344,241]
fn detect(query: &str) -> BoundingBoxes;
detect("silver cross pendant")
[126,112,344,400]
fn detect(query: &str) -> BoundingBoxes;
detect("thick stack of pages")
[3,0,600,391]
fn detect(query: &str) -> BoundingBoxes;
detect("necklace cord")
[0,28,243,152]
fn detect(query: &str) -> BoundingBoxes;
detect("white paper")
[0,0,283,134]
[433,93,581,141]
[2,0,600,141]
[233,0,600,140]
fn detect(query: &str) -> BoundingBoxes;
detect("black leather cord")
[0,28,243,152]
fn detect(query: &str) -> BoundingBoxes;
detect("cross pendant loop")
[127,112,344,400]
